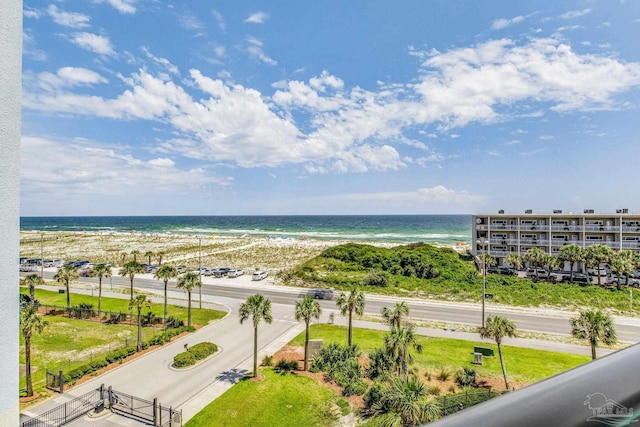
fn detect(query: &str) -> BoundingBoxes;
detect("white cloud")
[20,136,229,201]
[69,32,115,55]
[491,15,524,30]
[520,148,545,156]
[179,13,204,31]
[309,186,486,208]
[25,67,108,92]
[487,150,500,156]
[23,30,47,61]
[23,7,42,19]
[47,5,91,29]
[211,10,226,31]
[142,47,179,75]
[538,135,554,140]
[93,0,136,14]
[148,158,175,167]
[503,139,520,145]
[560,9,591,19]
[246,36,277,65]
[244,12,269,24]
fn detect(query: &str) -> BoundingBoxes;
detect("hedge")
[174,352,196,368]
[188,342,218,360]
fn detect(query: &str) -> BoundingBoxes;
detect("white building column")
[0,0,22,424]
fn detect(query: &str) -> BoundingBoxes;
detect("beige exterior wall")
[472,211,640,265]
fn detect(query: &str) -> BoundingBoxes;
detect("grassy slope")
[289,325,590,384]
[291,243,640,314]
[185,369,338,427]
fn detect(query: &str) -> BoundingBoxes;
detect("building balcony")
[549,225,582,231]
[583,225,619,232]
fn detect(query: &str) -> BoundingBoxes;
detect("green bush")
[188,342,218,360]
[174,351,196,368]
[275,360,298,372]
[455,367,477,387]
[363,383,384,409]
[261,355,274,367]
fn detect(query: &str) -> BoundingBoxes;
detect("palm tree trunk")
[497,344,509,391]
[617,273,622,291]
[187,291,192,328]
[98,277,102,320]
[130,277,134,300]
[30,285,35,302]
[348,310,353,347]
[25,335,33,397]
[137,309,142,352]
[253,326,258,378]
[66,280,70,307]
[569,261,575,283]
[304,323,309,371]
[591,343,597,360]
[597,267,602,286]
[163,280,168,329]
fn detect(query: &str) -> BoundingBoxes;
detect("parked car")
[609,275,640,287]
[572,273,590,284]
[227,269,244,278]
[498,266,517,276]
[175,265,187,274]
[19,264,38,272]
[487,266,499,274]
[252,270,268,281]
[587,267,607,277]
[311,289,334,300]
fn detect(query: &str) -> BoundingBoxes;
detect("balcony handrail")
[428,344,639,427]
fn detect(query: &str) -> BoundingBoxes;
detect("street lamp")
[477,238,489,328]
[198,237,202,309]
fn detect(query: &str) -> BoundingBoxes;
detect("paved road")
[34,270,640,342]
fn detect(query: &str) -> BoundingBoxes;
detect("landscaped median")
[173,342,219,368]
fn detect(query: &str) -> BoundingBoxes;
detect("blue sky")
[20,0,640,216]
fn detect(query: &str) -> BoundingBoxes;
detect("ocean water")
[20,215,472,245]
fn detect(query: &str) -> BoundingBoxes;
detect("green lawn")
[289,324,591,383]
[184,369,339,427]
[25,287,226,327]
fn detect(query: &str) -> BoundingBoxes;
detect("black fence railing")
[438,388,499,417]
[21,384,182,427]
[21,386,102,427]
[429,343,640,427]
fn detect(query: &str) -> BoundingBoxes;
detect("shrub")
[166,316,184,328]
[274,360,298,372]
[174,352,196,368]
[436,367,452,382]
[188,342,218,360]
[261,355,273,367]
[428,385,442,396]
[455,367,477,387]
[361,270,388,287]
[363,383,384,409]
[341,379,368,397]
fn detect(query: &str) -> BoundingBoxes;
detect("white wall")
[0,0,22,424]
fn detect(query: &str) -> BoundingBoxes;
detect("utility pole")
[40,233,44,280]
[199,237,202,309]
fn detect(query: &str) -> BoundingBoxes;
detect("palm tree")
[570,309,617,360]
[239,294,273,378]
[542,254,560,281]
[90,263,112,320]
[558,244,584,283]
[131,250,140,262]
[505,253,523,272]
[382,302,410,329]
[120,260,144,301]
[176,272,201,328]
[479,315,517,390]
[585,244,613,286]
[384,324,423,375]
[154,264,178,327]
[295,295,321,371]
[120,252,127,266]
[21,273,42,302]
[372,375,440,426]
[609,250,635,289]
[54,264,78,307]
[336,287,365,347]
[157,251,165,265]
[523,248,546,281]
[129,294,151,352]
[21,305,48,397]
[144,251,155,265]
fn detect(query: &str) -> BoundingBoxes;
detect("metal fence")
[39,304,163,326]
[21,384,182,427]
[21,386,102,427]
[45,369,64,393]
[438,388,498,417]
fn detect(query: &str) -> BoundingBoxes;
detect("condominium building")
[472,209,640,265]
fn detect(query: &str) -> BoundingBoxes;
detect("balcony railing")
[549,225,582,231]
[583,225,619,232]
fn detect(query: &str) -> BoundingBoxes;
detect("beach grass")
[184,368,338,427]
[288,324,590,384]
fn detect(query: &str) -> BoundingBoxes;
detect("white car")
[227,269,244,278]
[252,270,268,281]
